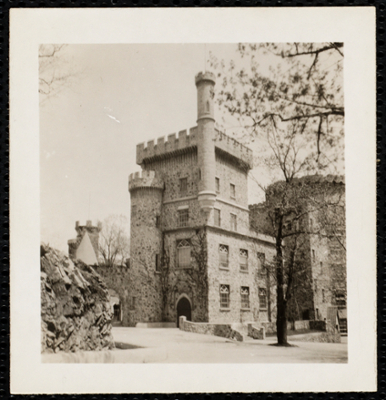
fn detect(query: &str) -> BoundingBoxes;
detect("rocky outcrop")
[41,244,114,353]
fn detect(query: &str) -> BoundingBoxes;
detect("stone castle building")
[127,71,277,326]
[249,175,347,331]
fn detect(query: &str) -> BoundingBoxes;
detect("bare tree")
[39,44,81,103]
[98,214,130,267]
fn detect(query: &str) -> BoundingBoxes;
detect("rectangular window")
[257,252,266,275]
[155,254,160,272]
[230,183,236,199]
[312,249,315,262]
[230,214,237,231]
[215,177,220,193]
[322,289,325,303]
[220,284,230,308]
[239,249,248,272]
[241,286,250,309]
[259,288,267,309]
[177,239,191,268]
[180,178,188,197]
[178,209,189,227]
[214,209,221,227]
[335,293,346,309]
[155,215,160,228]
[219,244,229,269]
[131,296,136,310]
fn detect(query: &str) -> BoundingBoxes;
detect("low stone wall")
[309,320,326,331]
[179,317,244,342]
[247,324,265,340]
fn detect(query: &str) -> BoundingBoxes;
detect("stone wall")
[179,316,244,341]
[206,229,276,324]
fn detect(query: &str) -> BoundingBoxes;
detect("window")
[239,249,248,272]
[320,261,323,270]
[286,221,292,231]
[214,209,221,227]
[230,214,237,231]
[219,244,229,269]
[180,178,188,197]
[335,293,346,309]
[177,239,191,268]
[155,215,160,228]
[257,252,266,275]
[155,254,160,272]
[220,284,230,308]
[215,177,220,193]
[178,209,189,227]
[130,296,136,310]
[312,249,315,262]
[322,289,325,303]
[259,288,267,309]
[241,286,250,309]
[198,169,201,180]
[230,183,236,199]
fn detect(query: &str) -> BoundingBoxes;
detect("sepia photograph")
[10,8,376,393]
[39,43,347,363]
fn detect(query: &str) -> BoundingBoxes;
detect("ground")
[42,327,348,363]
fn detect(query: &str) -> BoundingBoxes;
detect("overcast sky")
[39,43,343,252]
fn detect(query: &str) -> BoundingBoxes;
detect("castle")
[127,72,277,326]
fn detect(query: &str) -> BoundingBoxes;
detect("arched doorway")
[176,296,191,327]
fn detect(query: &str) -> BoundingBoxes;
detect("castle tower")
[195,71,217,213]
[128,170,164,322]
[68,220,101,264]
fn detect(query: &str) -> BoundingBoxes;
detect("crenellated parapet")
[136,127,198,165]
[214,129,254,170]
[128,170,164,192]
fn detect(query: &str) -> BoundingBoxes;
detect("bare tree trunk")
[275,218,289,346]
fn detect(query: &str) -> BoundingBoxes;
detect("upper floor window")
[239,249,248,272]
[177,239,191,268]
[155,254,160,272]
[335,293,346,309]
[241,286,250,309]
[215,177,220,194]
[219,244,229,269]
[257,252,266,275]
[230,213,237,231]
[220,284,230,308]
[312,249,316,262]
[259,288,267,310]
[230,183,236,199]
[214,209,221,227]
[180,177,188,197]
[155,215,160,228]
[178,208,189,227]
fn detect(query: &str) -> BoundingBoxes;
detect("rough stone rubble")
[41,244,114,353]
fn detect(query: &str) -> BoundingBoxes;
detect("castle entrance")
[176,297,191,327]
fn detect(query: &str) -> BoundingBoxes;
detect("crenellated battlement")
[214,129,254,170]
[128,170,164,192]
[136,127,198,165]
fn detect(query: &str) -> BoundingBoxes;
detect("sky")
[39,43,343,252]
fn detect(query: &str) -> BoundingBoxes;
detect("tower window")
[335,293,346,309]
[239,249,248,272]
[214,209,221,227]
[178,209,189,227]
[312,249,315,262]
[322,289,325,303]
[180,178,188,197]
[220,284,230,308]
[241,287,250,309]
[230,183,236,199]
[257,252,266,275]
[155,215,160,228]
[155,254,160,272]
[215,177,220,193]
[230,214,237,231]
[259,288,267,310]
[206,100,210,112]
[177,239,191,268]
[219,244,229,269]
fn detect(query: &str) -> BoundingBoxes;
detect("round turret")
[195,71,217,213]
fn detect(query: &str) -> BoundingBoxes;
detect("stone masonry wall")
[206,229,276,324]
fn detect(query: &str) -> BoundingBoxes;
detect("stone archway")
[176,295,192,327]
